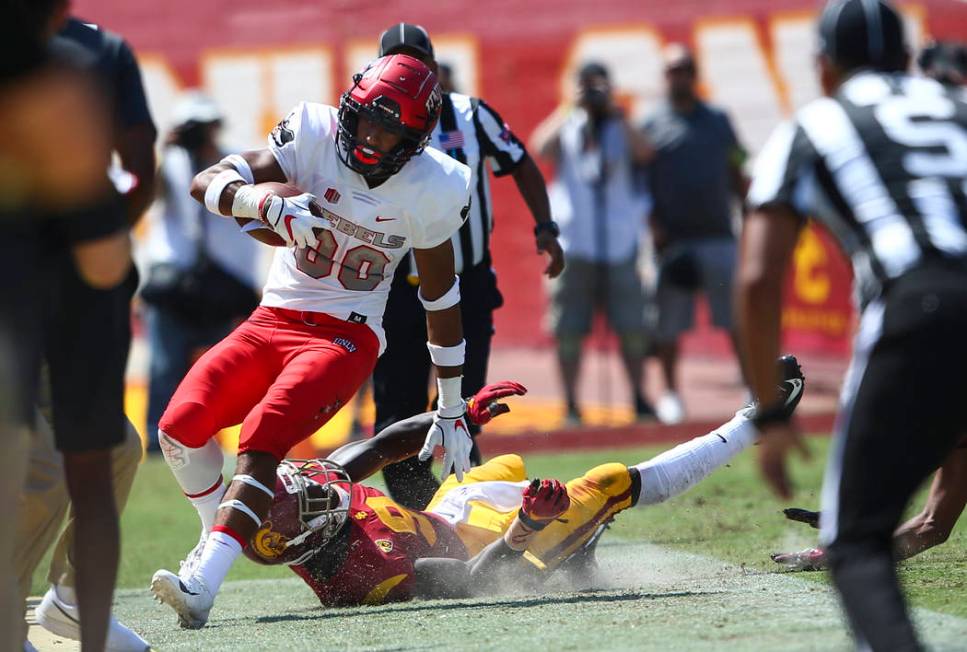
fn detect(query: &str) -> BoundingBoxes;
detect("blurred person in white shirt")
[141,92,260,453]
[531,62,654,425]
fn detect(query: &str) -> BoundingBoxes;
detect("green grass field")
[29,436,967,650]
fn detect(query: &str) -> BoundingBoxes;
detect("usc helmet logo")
[252,521,289,560]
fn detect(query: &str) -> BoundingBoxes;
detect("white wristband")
[437,376,465,415]
[204,169,245,215]
[222,154,254,184]
[419,276,460,311]
[232,184,271,220]
[427,339,466,367]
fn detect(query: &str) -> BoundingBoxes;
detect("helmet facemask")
[336,56,441,181]
[275,459,352,566]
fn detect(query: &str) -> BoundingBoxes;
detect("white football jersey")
[262,102,472,352]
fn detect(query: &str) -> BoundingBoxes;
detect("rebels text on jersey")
[265,102,472,352]
[291,483,468,606]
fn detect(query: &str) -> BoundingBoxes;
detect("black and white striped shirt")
[427,92,527,274]
[749,72,967,307]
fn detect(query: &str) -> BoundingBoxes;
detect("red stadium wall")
[74,0,966,356]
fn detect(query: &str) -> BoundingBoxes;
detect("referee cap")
[818,0,908,72]
[379,23,434,59]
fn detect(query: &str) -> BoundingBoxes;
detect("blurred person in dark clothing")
[918,40,966,86]
[739,2,967,647]
[2,1,157,650]
[438,62,457,94]
[641,44,750,425]
[141,92,259,453]
[1,2,131,649]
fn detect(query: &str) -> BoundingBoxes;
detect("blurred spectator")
[640,44,749,425]
[918,40,967,85]
[531,62,654,425]
[0,1,109,643]
[438,62,457,93]
[2,1,146,650]
[141,92,260,452]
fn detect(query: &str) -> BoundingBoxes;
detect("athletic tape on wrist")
[204,169,245,215]
[419,276,460,311]
[427,339,466,367]
[232,184,270,220]
[217,499,262,527]
[436,376,465,414]
[232,474,275,498]
[222,154,254,184]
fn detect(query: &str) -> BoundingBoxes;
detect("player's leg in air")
[772,438,967,571]
[415,355,806,596]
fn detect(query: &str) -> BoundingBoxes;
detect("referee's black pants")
[820,263,967,652]
[373,262,502,510]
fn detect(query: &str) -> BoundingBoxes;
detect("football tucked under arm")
[233,182,316,247]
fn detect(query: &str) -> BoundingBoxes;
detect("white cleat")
[150,569,213,630]
[178,530,207,582]
[656,392,686,425]
[35,586,150,651]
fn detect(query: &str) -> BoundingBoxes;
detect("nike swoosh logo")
[53,600,81,625]
[715,433,727,443]
[179,580,200,596]
[784,378,803,405]
[283,214,297,241]
[375,216,396,222]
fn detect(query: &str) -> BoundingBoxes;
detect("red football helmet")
[246,459,352,566]
[338,54,442,179]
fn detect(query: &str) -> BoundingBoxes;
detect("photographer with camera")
[531,62,655,426]
[141,92,260,453]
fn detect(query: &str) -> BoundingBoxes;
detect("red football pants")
[159,306,378,460]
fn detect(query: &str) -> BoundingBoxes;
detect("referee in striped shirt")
[737,1,967,649]
[375,24,565,509]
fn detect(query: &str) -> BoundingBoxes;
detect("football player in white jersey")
[150,54,474,629]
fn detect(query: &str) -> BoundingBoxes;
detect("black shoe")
[565,404,583,427]
[775,354,805,419]
[634,394,657,421]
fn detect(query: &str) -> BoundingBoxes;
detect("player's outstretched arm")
[773,444,966,570]
[893,444,967,559]
[329,381,527,483]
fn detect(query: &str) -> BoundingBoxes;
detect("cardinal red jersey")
[291,483,468,606]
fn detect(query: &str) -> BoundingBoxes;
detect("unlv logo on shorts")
[324,188,341,204]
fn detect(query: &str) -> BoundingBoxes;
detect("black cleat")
[776,354,805,419]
